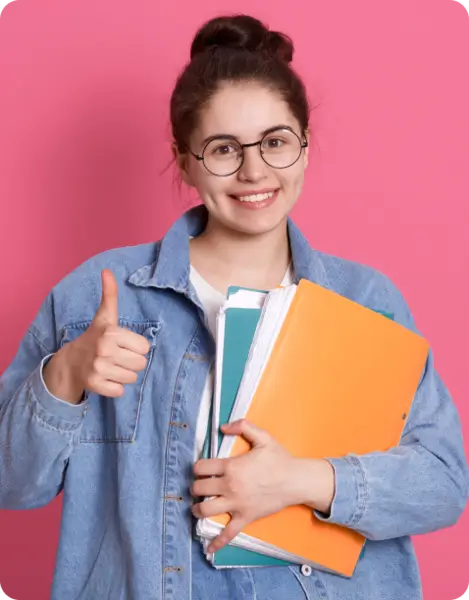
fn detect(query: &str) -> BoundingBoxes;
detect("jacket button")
[301,564,312,577]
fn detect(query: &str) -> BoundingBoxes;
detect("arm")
[0,293,88,510]
[310,278,469,541]
[191,276,469,550]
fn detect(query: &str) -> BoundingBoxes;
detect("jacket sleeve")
[314,275,469,541]
[0,292,89,510]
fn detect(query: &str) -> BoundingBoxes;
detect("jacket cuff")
[313,456,367,527]
[29,353,89,428]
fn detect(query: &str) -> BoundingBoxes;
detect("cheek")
[191,170,232,201]
[279,167,305,193]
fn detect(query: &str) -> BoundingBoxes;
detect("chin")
[224,212,288,237]
[204,193,294,236]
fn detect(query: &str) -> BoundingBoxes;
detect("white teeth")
[236,191,275,203]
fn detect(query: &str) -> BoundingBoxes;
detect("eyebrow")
[201,124,296,146]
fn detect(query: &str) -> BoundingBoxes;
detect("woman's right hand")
[43,269,151,404]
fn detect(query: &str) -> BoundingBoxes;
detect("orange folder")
[210,278,430,577]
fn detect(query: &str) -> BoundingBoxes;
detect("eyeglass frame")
[187,126,309,177]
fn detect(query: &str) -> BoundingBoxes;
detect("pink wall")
[0,0,467,598]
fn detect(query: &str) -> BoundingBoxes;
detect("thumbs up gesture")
[43,269,151,403]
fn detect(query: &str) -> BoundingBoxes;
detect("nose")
[237,144,268,183]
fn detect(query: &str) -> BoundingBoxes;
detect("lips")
[229,188,279,203]
[228,188,280,210]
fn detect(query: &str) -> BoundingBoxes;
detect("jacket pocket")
[59,320,161,443]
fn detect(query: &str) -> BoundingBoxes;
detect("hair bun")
[190,15,294,64]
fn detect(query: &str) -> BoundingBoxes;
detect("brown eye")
[264,137,284,149]
[213,144,236,155]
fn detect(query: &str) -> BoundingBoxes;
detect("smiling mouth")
[230,190,278,203]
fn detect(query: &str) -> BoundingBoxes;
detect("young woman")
[0,14,467,600]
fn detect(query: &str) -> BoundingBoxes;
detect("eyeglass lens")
[202,129,304,176]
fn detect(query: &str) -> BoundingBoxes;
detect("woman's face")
[176,82,309,237]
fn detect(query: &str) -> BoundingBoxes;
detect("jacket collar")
[128,204,331,295]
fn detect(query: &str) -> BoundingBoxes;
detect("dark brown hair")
[170,14,311,154]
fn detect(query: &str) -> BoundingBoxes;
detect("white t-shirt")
[190,263,294,460]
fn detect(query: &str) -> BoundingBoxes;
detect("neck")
[189,215,291,293]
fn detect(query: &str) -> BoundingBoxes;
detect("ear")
[172,142,195,187]
[303,129,310,169]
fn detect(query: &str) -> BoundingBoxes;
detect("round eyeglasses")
[188,127,308,177]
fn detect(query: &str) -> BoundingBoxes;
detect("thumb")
[221,419,270,448]
[94,269,119,326]
[207,516,245,553]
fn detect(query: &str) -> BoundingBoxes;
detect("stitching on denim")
[348,454,368,526]
[131,341,157,442]
[184,353,209,362]
[162,322,201,600]
[287,566,310,598]
[62,319,161,332]
[27,382,82,433]
[30,405,77,437]
[28,326,53,355]
[78,325,160,444]
[246,569,257,600]
[79,438,133,444]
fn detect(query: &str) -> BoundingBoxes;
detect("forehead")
[195,82,299,142]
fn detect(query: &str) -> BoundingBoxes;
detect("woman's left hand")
[190,419,335,553]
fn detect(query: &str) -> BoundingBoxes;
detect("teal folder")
[202,286,290,567]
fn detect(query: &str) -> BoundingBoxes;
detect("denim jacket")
[1,205,468,600]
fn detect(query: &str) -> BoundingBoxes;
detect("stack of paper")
[196,279,430,577]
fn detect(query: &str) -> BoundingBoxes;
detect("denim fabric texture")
[1,204,468,600]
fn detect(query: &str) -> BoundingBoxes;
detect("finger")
[96,334,148,371]
[97,328,151,357]
[114,329,151,356]
[207,518,245,553]
[109,346,149,372]
[91,357,140,386]
[221,419,271,448]
[94,270,119,327]
[191,496,231,520]
[190,476,224,498]
[92,380,125,398]
[194,458,226,478]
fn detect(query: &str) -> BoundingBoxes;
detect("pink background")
[0,0,468,598]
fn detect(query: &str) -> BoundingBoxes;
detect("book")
[197,279,429,577]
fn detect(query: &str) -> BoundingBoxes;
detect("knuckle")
[224,471,241,495]
[95,337,109,357]
[139,334,151,354]
[128,371,138,384]
[224,460,236,478]
[136,355,148,371]
[103,323,119,335]
[112,384,125,398]
[88,374,108,396]
[226,479,239,495]
[92,355,103,373]
[84,372,97,390]
[103,326,119,343]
